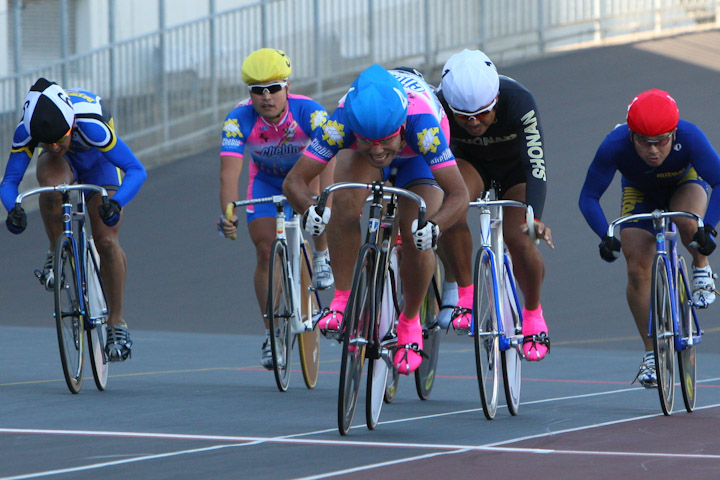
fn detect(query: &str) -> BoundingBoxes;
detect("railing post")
[60,0,69,86]
[159,0,170,150]
[108,0,116,118]
[209,0,218,123]
[424,0,432,73]
[537,0,545,55]
[13,0,22,105]
[313,0,322,99]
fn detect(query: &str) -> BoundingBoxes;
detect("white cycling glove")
[411,219,439,251]
[302,206,331,236]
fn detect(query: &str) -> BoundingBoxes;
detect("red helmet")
[626,88,679,136]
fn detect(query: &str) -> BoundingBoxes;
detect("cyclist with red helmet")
[1,77,147,362]
[283,64,468,374]
[579,88,720,387]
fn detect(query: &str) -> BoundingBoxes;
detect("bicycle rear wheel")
[676,257,697,412]
[85,239,109,391]
[651,253,675,415]
[367,247,400,429]
[54,236,84,394]
[338,244,374,435]
[298,241,320,390]
[500,256,522,415]
[416,259,441,400]
[268,239,293,392]
[473,249,500,420]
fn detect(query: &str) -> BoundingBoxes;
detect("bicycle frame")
[607,210,703,351]
[15,184,109,331]
[470,190,529,351]
[229,195,319,333]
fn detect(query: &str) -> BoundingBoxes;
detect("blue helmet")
[344,64,408,140]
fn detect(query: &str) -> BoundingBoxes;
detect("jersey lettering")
[522,110,546,181]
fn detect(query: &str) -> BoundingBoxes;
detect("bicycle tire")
[384,247,402,405]
[473,249,500,420]
[367,246,399,429]
[298,241,320,390]
[268,239,293,392]
[338,244,375,435]
[500,256,522,415]
[54,236,84,394]
[415,258,442,400]
[85,239,109,391]
[651,253,675,415]
[676,257,697,412]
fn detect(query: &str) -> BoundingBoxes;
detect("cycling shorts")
[244,163,293,224]
[620,167,709,233]
[459,156,525,199]
[62,153,122,202]
[382,154,440,189]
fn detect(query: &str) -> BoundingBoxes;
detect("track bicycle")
[15,184,110,394]
[470,187,537,419]
[315,180,433,435]
[607,210,704,415]
[226,195,322,392]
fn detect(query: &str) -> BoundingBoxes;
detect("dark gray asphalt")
[3,30,720,479]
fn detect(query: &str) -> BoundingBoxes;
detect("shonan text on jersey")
[221,94,328,177]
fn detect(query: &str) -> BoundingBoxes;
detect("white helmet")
[441,49,499,114]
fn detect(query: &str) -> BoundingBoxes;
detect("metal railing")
[1,0,718,184]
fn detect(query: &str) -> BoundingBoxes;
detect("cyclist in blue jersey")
[2,78,147,362]
[435,49,554,361]
[217,48,335,369]
[283,64,468,375]
[579,88,720,387]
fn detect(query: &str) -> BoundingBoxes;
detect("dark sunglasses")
[247,81,287,95]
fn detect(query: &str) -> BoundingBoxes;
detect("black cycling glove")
[98,199,122,226]
[599,235,621,262]
[691,224,717,256]
[6,206,27,234]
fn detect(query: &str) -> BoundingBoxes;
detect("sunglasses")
[47,126,72,146]
[247,81,287,95]
[448,97,498,121]
[355,126,403,147]
[633,131,674,148]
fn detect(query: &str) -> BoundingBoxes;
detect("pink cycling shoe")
[522,305,550,361]
[317,290,349,335]
[451,285,474,330]
[394,313,424,375]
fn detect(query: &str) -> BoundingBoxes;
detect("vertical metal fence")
[1,0,718,183]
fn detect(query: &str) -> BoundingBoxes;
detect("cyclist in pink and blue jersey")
[283,64,468,375]
[217,48,335,369]
[579,88,720,387]
[1,78,147,362]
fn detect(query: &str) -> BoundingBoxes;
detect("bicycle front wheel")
[416,258,442,400]
[473,249,500,420]
[676,257,697,412]
[298,241,320,390]
[268,239,293,392]
[54,236,84,394]
[85,239,109,391]
[501,256,522,415]
[651,253,675,415]
[367,246,399,430]
[338,244,374,435]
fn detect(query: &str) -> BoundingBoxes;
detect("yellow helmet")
[241,48,292,85]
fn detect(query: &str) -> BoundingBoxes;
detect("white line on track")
[3,380,720,479]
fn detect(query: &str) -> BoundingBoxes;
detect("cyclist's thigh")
[670,180,709,240]
[502,182,529,236]
[245,168,291,224]
[36,151,75,185]
[455,157,485,199]
[620,227,656,274]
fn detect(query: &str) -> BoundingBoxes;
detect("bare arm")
[430,164,469,231]
[219,154,243,237]
[283,154,328,213]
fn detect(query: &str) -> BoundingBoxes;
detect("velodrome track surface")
[3,30,720,479]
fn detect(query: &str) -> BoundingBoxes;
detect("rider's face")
[43,129,72,155]
[632,130,675,168]
[355,128,404,168]
[250,82,289,123]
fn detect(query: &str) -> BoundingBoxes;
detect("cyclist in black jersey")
[435,49,554,361]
